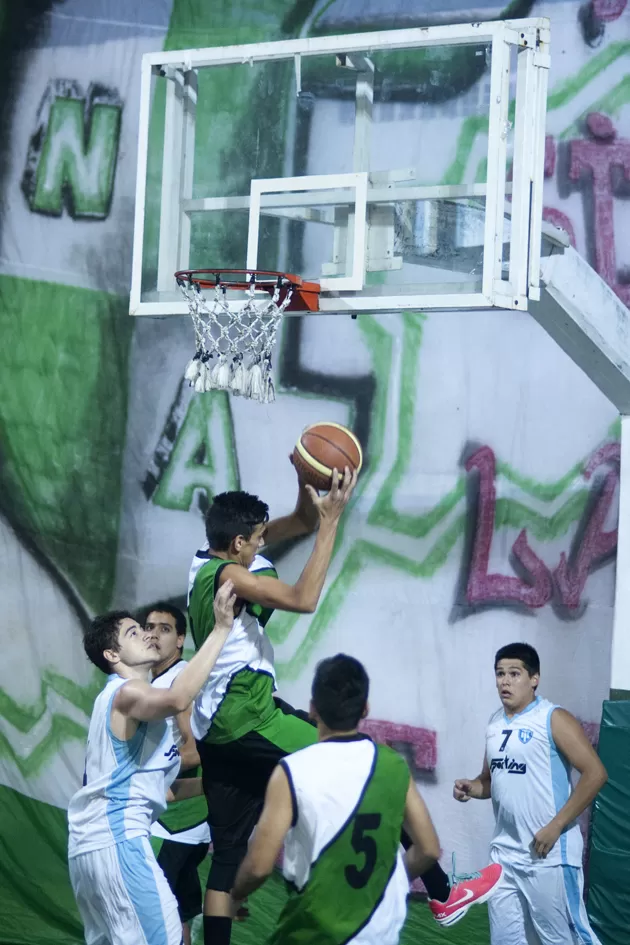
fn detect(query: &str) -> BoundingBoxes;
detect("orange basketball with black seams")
[292,422,363,492]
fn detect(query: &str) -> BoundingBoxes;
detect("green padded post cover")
[587,701,630,945]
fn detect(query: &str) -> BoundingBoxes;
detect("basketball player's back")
[272,734,410,944]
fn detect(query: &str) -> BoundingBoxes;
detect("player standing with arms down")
[232,654,441,944]
[454,643,608,945]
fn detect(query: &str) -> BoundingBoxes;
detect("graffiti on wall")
[21,79,122,220]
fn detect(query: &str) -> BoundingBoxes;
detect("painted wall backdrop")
[0,1,628,942]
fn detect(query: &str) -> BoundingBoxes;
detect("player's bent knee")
[207,845,247,892]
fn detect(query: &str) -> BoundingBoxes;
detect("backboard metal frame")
[130,19,550,317]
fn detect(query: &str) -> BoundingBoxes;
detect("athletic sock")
[420,863,451,904]
[203,915,232,945]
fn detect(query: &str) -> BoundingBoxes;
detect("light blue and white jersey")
[68,675,180,857]
[486,696,583,870]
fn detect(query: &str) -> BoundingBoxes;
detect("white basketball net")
[179,277,294,403]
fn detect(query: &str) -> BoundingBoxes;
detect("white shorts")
[489,861,602,945]
[69,836,182,945]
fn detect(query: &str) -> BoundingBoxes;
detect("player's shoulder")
[191,554,239,592]
[250,553,276,574]
[152,659,187,688]
[487,706,505,728]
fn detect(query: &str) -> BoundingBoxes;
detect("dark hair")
[141,602,187,639]
[205,491,269,551]
[494,643,541,678]
[311,654,369,731]
[83,611,135,675]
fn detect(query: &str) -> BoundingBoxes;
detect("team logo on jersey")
[518,729,534,744]
[164,744,179,761]
[490,756,527,774]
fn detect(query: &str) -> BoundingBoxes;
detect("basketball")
[292,422,363,492]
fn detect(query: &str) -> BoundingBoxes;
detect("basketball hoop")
[176,269,320,404]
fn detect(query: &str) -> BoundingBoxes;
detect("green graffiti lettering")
[30,96,121,218]
[152,394,238,511]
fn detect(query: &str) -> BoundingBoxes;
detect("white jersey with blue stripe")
[68,675,181,857]
[486,696,583,870]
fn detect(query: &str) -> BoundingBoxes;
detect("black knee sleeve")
[206,844,248,893]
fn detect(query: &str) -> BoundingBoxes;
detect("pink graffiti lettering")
[569,114,630,306]
[359,718,437,771]
[542,207,577,247]
[465,444,618,611]
[554,443,620,609]
[465,447,553,608]
[593,0,627,20]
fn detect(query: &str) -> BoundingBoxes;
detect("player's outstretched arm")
[231,764,293,902]
[532,709,607,858]
[114,582,236,723]
[403,778,441,880]
[453,757,492,801]
[263,458,320,546]
[222,466,357,614]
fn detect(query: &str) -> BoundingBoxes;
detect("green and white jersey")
[188,550,278,744]
[149,660,210,846]
[274,735,410,945]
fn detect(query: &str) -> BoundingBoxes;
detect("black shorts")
[157,839,209,923]
[197,696,316,892]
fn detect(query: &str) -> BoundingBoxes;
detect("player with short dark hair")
[454,642,608,945]
[146,603,211,945]
[142,601,188,639]
[231,654,440,944]
[188,471,356,945]
[68,583,236,945]
[190,471,502,944]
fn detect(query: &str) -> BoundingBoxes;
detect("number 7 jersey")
[486,696,583,870]
[275,734,410,945]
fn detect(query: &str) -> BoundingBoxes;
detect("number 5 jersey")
[273,733,410,945]
[486,696,583,870]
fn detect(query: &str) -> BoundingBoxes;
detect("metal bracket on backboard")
[247,173,368,292]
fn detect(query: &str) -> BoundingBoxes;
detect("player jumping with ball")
[189,457,502,944]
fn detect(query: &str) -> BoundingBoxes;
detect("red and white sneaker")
[429,859,503,927]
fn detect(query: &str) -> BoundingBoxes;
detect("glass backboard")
[130,19,549,316]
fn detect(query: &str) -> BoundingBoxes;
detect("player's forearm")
[551,767,607,831]
[168,622,232,712]
[232,858,272,901]
[178,745,201,770]
[265,509,316,546]
[470,776,491,800]
[291,522,338,612]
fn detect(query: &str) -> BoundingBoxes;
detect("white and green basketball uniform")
[486,697,602,945]
[150,659,209,846]
[188,550,316,753]
[274,735,410,945]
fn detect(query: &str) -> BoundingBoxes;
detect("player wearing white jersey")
[232,654,441,944]
[191,468,501,944]
[454,643,608,945]
[67,582,237,945]
[146,603,211,945]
